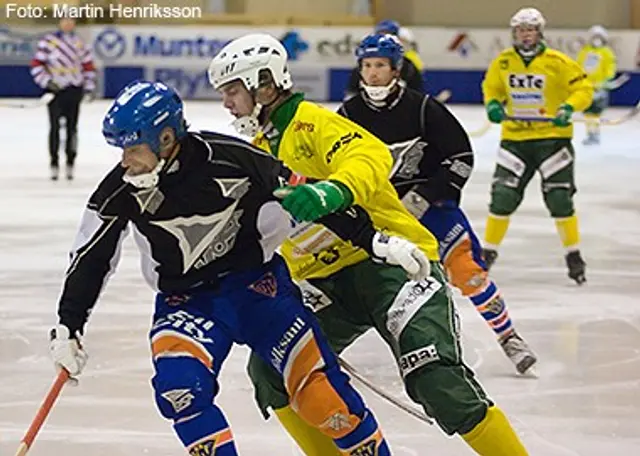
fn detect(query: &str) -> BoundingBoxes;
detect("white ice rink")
[1,100,639,455]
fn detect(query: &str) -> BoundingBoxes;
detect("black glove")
[45,81,61,93]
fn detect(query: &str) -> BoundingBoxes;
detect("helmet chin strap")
[362,79,398,107]
[232,102,263,137]
[122,159,165,188]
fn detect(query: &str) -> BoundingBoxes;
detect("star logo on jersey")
[150,201,241,273]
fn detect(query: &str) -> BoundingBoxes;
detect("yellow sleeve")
[576,48,587,68]
[482,56,506,105]
[405,50,424,72]
[604,48,617,81]
[315,110,392,207]
[562,56,594,112]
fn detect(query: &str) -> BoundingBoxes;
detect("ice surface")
[1,100,639,455]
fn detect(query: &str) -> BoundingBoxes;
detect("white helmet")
[208,33,292,136]
[589,25,608,45]
[510,8,546,56]
[510,7,546,30]
[208,33,293,92]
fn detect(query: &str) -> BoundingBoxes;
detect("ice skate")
[500,331,537,375]
[566,250,586,284]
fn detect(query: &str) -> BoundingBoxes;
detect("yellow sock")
[555,214,580,249]
[274,406,340,456]
[484,214,511,249]
[462,406,528,455]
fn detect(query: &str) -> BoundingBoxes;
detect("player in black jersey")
[47,80,436,455]
[339,34,538,376]
[343,21,423,100]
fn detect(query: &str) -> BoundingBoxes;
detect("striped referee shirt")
[30,30,96,91]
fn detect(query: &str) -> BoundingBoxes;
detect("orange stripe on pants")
[151,331,213,370]
[285,333,360,439]
[443,237,488,296]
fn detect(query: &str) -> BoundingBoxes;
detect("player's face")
[120,144,159,177]
[59,18,75,33]
[514,25,539,48]
[220,80,255,118]
[360,57,396,86]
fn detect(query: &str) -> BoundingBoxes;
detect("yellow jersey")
[576,45,616,89]
[404,49,424,72]
[482,46,593,141]
[253,94,439,281]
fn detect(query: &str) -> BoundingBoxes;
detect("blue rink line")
[1,65,638,107]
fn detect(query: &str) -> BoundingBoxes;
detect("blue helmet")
[374,19,400,36]
[356,33,404,69]
[103,80,187,155]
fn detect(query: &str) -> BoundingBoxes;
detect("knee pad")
[543,188,574,218]
[292,369,364,439]
[152,357,216,421]
[489,184,522,216]
[443,239,488,296]
[404,362,489,435]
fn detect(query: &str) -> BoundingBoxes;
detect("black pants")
[47,86,84,167]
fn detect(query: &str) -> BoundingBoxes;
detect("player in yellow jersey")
[398,26,424,72]
[481,7,593,285]
[577,25,617,145]
[209,33,528,456]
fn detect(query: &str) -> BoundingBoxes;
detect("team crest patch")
[249,272,278,297]
[164,294,191,306]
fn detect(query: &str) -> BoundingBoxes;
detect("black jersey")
[338,88,473,205]
[57,131,379,334]
[344,56,424,100]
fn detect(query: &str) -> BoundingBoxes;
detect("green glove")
[275,180,353,222]
[553,103,574,127]
[486,99,506,124]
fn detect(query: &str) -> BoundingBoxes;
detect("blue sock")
[469,280,514,338]
[333,410,391,455]
[173,405,237,455]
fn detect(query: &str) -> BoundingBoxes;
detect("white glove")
[49,324,88,382]
[372,232,431,281]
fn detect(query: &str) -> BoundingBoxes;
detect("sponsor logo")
[271,317,306,370]
[164,294,191,307]
[326,132,363,164]
[93,27,126,60]
[447,32,478,57]
[0,26,42,62]
[387,278,442,339]
[508,73,545,89]
[161,388,195,414]
[293,120,315,132]
[280,30,309,61]
[350,439,378,456]
[398,344,440,377]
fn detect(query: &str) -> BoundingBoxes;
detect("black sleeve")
[58,181,130,335]
[414,97,474,205]
[402,59,425,93]
[317,205,377,254]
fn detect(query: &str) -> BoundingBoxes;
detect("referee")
[30,17,96,181]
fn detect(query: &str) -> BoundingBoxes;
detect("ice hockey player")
[48,79,442,456]
[481,7,593,284]
[338,32,537,376]
[398,26,424,72]
[344,20,424,99]
[209,33,529,456]
[577,25,617,145]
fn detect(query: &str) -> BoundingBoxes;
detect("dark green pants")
[247,259,491,435]
[490,138,576,218]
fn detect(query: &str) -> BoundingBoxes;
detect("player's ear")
[158,127,176,155]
